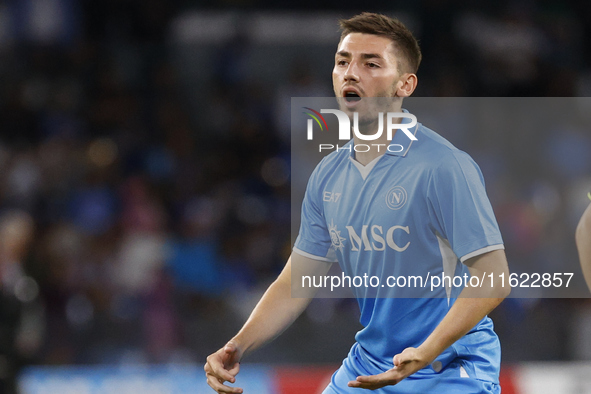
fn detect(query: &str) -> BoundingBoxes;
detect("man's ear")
[395,73,418,97]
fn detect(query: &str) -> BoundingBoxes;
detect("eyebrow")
[336,51,383,60]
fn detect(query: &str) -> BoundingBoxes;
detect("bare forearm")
[232,272,311,357]
[418,296,504,362]
[418,250,510,362]
[231,254,331,358]
[576,204,591,292]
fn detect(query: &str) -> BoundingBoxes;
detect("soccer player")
[204,12,510,393]
[576,190,591,293]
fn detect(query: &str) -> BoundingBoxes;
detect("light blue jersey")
[293,115,504,392]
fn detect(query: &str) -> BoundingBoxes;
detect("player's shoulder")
[311,140,352,176]
[415,123,479,172]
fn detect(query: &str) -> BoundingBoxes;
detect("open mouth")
[344,92,361,102]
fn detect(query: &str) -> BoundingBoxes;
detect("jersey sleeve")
[427,150,504,263]
[293,163,338,263]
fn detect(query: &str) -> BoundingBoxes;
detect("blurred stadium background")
[0,0,590,393]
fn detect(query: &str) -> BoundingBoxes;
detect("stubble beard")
[353,84,401,136]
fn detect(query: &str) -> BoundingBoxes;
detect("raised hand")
[204,341,244,393]
[347,347,430,390]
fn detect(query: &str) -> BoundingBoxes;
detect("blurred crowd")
[0,0,591,391]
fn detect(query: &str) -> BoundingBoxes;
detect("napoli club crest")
[385,186,407,210]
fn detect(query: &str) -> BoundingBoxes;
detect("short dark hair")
[338,12,422,74]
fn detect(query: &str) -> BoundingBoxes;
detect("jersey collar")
[386,108,419,157]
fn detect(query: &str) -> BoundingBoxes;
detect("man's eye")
[337,60,348,66]
[367,63,379,68]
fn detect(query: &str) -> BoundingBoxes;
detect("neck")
[352,114,403,166]
[353,132,390,166]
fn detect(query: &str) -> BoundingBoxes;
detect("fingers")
[204,359,242,393]
[393,354,401,368]
[222,341,243,371]
[393,347,418,367]
[348,347,431,390]
[205,373,243,393]
[204,344,244,393]
[227,362,240,376]
[205,354,237,383]
[347,371,398,390]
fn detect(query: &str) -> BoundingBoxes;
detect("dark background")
[0,0,590,390]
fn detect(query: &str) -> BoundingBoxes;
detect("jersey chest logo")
[385,186,407,210]
[323,191,341,203]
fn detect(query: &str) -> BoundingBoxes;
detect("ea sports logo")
[386,186,407,210]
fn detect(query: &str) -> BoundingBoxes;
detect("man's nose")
[344,61,360,82]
